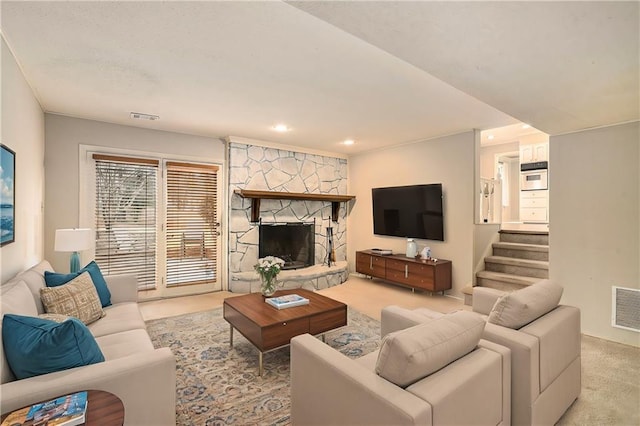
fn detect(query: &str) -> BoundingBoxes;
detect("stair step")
[499,230,549,245]
[476,270,540,287]
[492,242,549,261]
[484,256,549,278]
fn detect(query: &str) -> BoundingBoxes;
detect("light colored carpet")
[147,305,640,426]
[146,307,381,425]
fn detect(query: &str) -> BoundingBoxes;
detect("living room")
[2,1,639,425]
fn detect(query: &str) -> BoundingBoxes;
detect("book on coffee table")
[2,390,88,426]
[265,294,310,310]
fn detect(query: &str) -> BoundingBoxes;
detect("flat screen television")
[372,183,444,241]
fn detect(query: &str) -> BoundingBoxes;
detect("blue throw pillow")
[2,314,105,380]
[45,261,112,307]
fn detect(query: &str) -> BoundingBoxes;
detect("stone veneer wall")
[228,142,349,292]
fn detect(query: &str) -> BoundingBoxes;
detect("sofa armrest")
[291,334,432,426]
[104,274,138,304]
[520,305,581,392]
[380,305,432,337]
[472,287,505,315]
[1,348,175,426]
[478,339,512,426]
[483,322,540,425]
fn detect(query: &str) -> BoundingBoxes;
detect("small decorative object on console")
[266,294,310,310]
[2,391,88,426]
[254,256,285,297]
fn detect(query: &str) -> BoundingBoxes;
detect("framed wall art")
[1,144,15,246]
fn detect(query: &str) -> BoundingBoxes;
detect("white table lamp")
[55,228,93,273]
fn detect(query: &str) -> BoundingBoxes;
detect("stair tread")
[476,270,541,285]
[493,242,549,251]
[499,229,549,236]
[485,255,549,269]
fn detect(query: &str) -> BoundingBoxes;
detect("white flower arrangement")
[254,256,285,295]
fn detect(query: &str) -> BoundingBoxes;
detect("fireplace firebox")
[259,223,315,270]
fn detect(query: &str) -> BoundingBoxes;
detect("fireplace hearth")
[259,223,315,270]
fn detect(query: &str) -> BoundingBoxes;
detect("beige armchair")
[291,311,511,426]
[382,279,581,426]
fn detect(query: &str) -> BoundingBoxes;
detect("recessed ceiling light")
[487,134,495,140]
[522,124,531,129]
[272,124,290,132]
[130,112,159,121]
[343,139,355,145]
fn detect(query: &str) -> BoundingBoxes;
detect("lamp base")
[70,252,81,273]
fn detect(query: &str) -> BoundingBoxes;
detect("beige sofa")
[291,311,511,425]
[0,261,176,425]
[383,280,581,426]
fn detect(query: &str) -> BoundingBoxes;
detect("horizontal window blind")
[94,155,158,290]
[165,162,219,287]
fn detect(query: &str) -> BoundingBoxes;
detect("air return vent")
[611,286,640,332]
[130,112,159,121]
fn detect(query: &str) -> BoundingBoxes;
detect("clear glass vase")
[260,276,277,297]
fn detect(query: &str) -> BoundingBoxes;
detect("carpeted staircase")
[465,230,549,304]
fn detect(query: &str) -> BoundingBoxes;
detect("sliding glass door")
[88,152,222,298]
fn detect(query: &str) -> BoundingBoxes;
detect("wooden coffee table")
[223,289,347,376]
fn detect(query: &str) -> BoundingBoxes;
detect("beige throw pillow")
[488,279,563,329]
[40,272,104,325]
[375,310,485,388]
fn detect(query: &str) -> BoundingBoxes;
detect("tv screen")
[372,184,444,241]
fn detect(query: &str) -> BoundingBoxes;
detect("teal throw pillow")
[2,314,105,380]
[45,261,112,307]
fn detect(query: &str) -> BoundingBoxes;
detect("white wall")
[0,37,45,283]
[44,114,225,272]
[348,131,475,298]
[550,121,639,347]
[480,141,519,180]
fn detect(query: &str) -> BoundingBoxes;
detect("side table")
[1,390,125,426]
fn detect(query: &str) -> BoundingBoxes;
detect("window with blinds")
[94,154,158,290]
[165,161,219,287]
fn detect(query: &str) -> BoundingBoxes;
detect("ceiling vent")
[130,112,159,121]
[611,286,640,332]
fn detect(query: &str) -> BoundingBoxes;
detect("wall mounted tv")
[372,183,444,241]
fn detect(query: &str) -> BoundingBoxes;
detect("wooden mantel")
[234,189,356,223]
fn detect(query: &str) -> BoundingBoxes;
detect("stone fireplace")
[227,139,349,292]
[259,222,315,270]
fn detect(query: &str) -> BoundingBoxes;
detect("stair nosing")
[499,230,549,236]
[492,242,549,252]
[476,270,541,285]
[485,255,549,269]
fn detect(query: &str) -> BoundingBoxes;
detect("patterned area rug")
[146,306,381,425]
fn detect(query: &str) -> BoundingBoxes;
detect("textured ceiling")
[2,1,637,155]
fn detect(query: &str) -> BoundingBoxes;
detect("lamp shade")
[54,228,93,252]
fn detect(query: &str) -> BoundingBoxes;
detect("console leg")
[229,325,234,347]
[259,352,264,377]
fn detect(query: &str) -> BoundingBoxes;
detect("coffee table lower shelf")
[223,289,347,376]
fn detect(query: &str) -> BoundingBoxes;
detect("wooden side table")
[1,390,125,426]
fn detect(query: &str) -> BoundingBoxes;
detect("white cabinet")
[520,190,548,223]
[520,143,548,163]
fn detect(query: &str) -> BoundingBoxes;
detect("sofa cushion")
[2,314,104,380]
[95,329,155,360]
[375,311,485,387]
[45,261,112,308]
[12,260,54,314]
[1,280,38,317]
[88,302,146,338]
[488,279,563,329]
[40,272,105,325]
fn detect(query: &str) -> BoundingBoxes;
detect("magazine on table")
[1,390,88,426]
[266,294,310,309]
